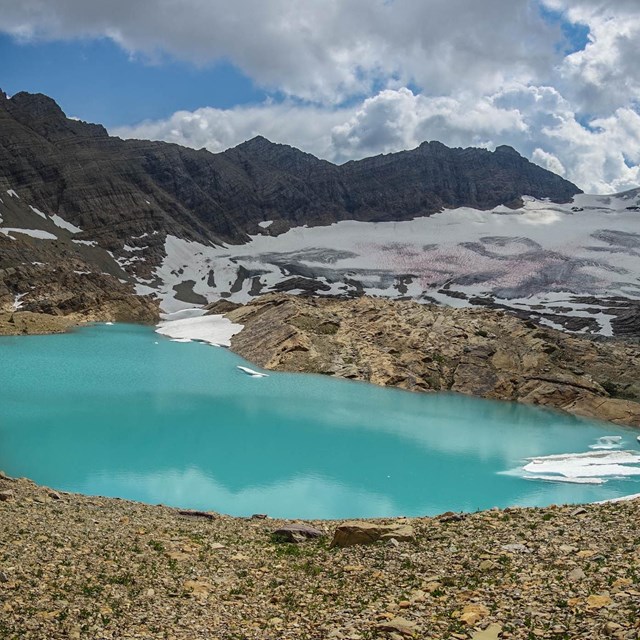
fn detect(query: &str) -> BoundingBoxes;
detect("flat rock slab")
[272,523,325,543]
[330,522,415,548]
[375,616,418,638]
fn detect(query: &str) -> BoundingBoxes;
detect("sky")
[0,0,639,194]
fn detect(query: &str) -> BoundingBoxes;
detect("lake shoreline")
[2,471,639,639]
[221,294,640,428]
[2,293,640,428]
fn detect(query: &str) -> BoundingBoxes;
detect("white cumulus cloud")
[1,0,639,193]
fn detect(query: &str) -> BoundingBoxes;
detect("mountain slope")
[0,90,581,250]
[8,89,639,338]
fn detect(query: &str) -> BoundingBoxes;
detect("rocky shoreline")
[220,294,640,427]
[1,473,639,639]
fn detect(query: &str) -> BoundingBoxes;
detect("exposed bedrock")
[225,294,640,427]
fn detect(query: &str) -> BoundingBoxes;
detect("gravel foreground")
[1,475,639,639]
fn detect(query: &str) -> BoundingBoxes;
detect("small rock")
[183,579,213,598]
[567,567,586,582]
[460,603,490,626]
[387,537,400,547]
[572,507,588,516]
[471,624,503,640]
[375,616,417,638]
[586,594,612,609]
[604,622,622,636]
[0,572,8,583]
[272,523,325,543]
[47,490,62,500]
[479,559,495,571]
[251,513,268,519]
[501,543,530,554]
[0,490,14,502]
[439,511,465,522]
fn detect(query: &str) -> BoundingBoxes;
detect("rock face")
[0,90,580,249]
[225,294,640,426]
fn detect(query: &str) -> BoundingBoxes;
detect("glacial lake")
[1,323,639,518]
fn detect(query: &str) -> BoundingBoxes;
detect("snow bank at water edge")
[522,450,640,482]
[155,314,243,347]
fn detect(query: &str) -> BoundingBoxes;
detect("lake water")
[1,324,639,518]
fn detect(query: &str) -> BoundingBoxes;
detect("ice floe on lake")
[515,448,640,485]
[589,435,623,450]
[236,365,269,378]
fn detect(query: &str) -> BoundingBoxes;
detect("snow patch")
[258,220,273,229]
[28,205,47,219]
[11,293,26,311]
[0,228,57,240]
[6,189,19,198]
[72,239,98,247]
[155,314,243,347]
[50,214,82,234]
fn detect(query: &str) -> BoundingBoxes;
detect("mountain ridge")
[0,89,582,248]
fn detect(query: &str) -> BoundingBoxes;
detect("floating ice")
[236,366,269,378]
[522,450,640,483]
[523,475,604,485]
[589,436,623,450]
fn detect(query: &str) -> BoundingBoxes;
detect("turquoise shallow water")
[0,323,639,518]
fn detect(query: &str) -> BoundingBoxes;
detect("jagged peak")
[494,144,522,158]
[235,135,277,150]
[8,91,67,119]
[4,89,108,140]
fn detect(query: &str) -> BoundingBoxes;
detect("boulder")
[329,522,415,548]
[272,523,325,543]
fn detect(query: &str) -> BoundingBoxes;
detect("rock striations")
[222,294,640,426]
[0,90,580,248]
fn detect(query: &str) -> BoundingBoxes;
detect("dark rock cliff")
[0,90,582,247]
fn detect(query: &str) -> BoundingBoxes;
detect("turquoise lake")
[1,323,639,518]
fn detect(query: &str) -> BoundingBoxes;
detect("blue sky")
[0,0,638,193]
[0,34,266,127]
[1,5,590,128]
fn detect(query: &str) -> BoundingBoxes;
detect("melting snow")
[146,193,640,335]
[155,314,243,347]
[6,189,19,198]
[28,205,47,219]
[50,214,82,234]
[522,450,640,483]
[0,228,57,240]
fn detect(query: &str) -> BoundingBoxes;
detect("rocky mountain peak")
[494,144,522,157]
[7,91,66,120]
[2,89,108,141]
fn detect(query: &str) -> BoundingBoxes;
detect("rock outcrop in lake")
[223,294,640,426]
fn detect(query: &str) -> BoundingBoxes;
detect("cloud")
[0,0,561,102]
[113,85,640,194]
[542,1,640,114]
[1,0,639,192]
